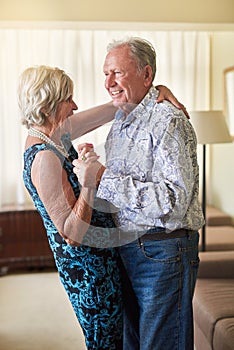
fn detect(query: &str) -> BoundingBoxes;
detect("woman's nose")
[72,100,78,110]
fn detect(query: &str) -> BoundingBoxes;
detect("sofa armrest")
[197,251,234,279]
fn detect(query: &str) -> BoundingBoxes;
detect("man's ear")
[143,65,153,87]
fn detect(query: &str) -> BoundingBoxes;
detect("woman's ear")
[40,107,48,116]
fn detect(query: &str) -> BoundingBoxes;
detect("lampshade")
[190,110,232,145]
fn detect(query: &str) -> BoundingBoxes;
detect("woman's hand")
[156,85,189,119]
[73,143,103,188]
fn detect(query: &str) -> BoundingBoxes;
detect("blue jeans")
[119,231,199,350]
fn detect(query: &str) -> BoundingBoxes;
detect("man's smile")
[111,90,123,96]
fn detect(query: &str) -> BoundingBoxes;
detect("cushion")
[199,226,234,251]
[206,206,232,226]
[193,279,234,346]
[213,318,234,350]
[198,251,234,279]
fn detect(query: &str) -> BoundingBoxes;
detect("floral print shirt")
[97,86,204,233]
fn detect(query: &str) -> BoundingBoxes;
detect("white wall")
[0,0,233,23]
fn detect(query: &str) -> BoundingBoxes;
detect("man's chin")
[113,100,137,113]
[112,100,123,108]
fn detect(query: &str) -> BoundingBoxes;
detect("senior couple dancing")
[19,36,204,350]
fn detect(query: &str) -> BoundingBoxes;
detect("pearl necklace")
[28,127,69,158]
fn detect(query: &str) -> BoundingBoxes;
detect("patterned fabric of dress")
[23,134,123,350]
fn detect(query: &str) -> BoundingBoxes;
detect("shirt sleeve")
[97,116,198,229]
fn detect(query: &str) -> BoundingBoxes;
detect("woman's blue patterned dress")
[23,134,123,350]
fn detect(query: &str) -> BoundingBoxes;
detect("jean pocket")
[140,239,180,263]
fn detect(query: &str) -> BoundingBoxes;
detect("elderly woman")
[18,65,185,350]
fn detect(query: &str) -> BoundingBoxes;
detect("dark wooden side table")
[0,204,55,275]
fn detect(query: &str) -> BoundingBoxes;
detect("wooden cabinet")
[0,204,55,274]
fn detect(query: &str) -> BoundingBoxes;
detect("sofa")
[193,250,234,350]
[193,206,234,349]
[199,206,234,251]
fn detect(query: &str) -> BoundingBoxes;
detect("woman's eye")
[66,96,72,102]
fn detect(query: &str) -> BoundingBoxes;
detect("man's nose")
[105,74,116,88]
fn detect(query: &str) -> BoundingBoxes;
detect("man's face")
[103,45,152,107]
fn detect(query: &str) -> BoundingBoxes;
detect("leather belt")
[139,228,188,242]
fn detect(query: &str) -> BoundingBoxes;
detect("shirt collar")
[115,86,159,129]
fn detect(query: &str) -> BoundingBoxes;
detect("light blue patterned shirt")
[97,87,204,233]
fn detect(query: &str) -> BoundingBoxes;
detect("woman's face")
[54,96,78,126]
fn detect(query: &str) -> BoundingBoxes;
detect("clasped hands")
[72,143,103,188]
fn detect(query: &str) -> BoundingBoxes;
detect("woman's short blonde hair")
[18,65,74,129]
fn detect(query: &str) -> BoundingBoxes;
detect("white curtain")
[0,25,210,206]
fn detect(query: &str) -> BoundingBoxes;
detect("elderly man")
[97,37,204,350]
